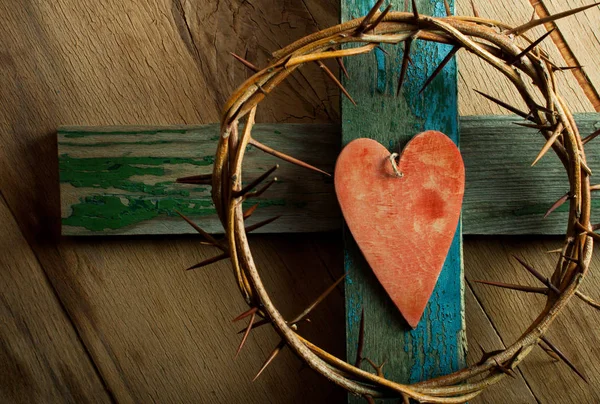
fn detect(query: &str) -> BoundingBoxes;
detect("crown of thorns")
[176,1,600,402]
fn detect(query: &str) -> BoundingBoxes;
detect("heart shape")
[334,131,465,328]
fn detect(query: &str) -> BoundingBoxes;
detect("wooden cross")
[56,0,600,393]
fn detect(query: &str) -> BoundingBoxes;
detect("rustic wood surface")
[1,0,600,403]
[58,114,600,236]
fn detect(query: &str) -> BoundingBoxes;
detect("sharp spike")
[397,38,413,96]
[335,56,350,79]
[234,165,278,197]
[530,9,537,22]
[364,395,376,404]
[506,3,600,36]
[591,184,600,192]
[289,273,347,324]
[472,279,548,295]
[532,123,564,166]
[582,128,600,145]
[243,203,260,219]
[364,358,386,377]
[402,394,410,404]
[235,310,256,358]
[249,137,331,176]
[253,340,286,381]
[354,0,385,35]
[230,52,259,72]
[544,192,569,218]
[443,0,452,17]
[576,221,600,242]
[470,0,480,17]
[316,61,357,106]
[186,252,229,271]
[237,318,270,334]
[477,344,505,365]
[175,210,226,251]
[376,45,389,55]
[493,359,516,378]
[245,178,277,199]
[176,173,213,185]
[553,65,583,72]
[232,307,258,322]
[367,4,392,33]
[245,216,280,233]
[507,29,555,66]
[540,336,589,383]
[473,89,530,119]
[419,46,460,94]
[538,341,561,361]
[575,291,600,311]
[355,308,365,367]
[411,0,419,19]
[513,256,561,294]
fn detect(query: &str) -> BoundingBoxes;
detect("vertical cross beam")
[341,0,465,394]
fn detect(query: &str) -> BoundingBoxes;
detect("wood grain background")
[1,0,599,403]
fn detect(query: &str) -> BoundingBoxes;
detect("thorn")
[243,203,259,219]
[575,291,600,311]
[355,308,365,367]
[175,210,226,251]
[506,3,600,36]
[245,178,277,199]
[186,252,229,270]
[513,256,561,294]
[232,307,258,322]
[507,29,555,66]
[249,137,331,176]
[354,0,385,35]
[493,359,516,378]
[230,52,259,72]
[367,4,392,32]
[540,336,589,383]
[470,0,480,17]
[411,0,419,19]
[553,65,583,72]
[316,61,357,106]
[476,344,505,365]
[530,8,536,22]
[335,56,349,79]
[364,358,386,377]
[235,310,256,358]
[253,340,286,381]
[472,279,548,295]
[245,216,280,233]
[443,0,452,16]
[582,128,600,145]
[402,394,410,404]
[538,341,561,361]
[176,173,212,185]
[397,38,413,96]
[289,273,347,324]
[234,165,278,197]
[419,46,460,94]
[237,318,270,334]
[376,45,389,55]
[544,192,569,218]
[532,123,564,166]
[473,89,530,119]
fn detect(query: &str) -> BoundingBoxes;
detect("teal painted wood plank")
[58,114,600,236]
[340,1,465,396]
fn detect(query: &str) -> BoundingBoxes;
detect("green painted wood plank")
[58,114,600,236]
[58,124,338,235]
[341,1,465,395]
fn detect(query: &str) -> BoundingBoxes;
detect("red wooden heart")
[334,131,465,329]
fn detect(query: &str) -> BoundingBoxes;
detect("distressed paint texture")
[58,125,338,235]
[341,0,466,394]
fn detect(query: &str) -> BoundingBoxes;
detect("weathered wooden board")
[59,114,600,236]
[341,0,465,395]
[59,124,339,235]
